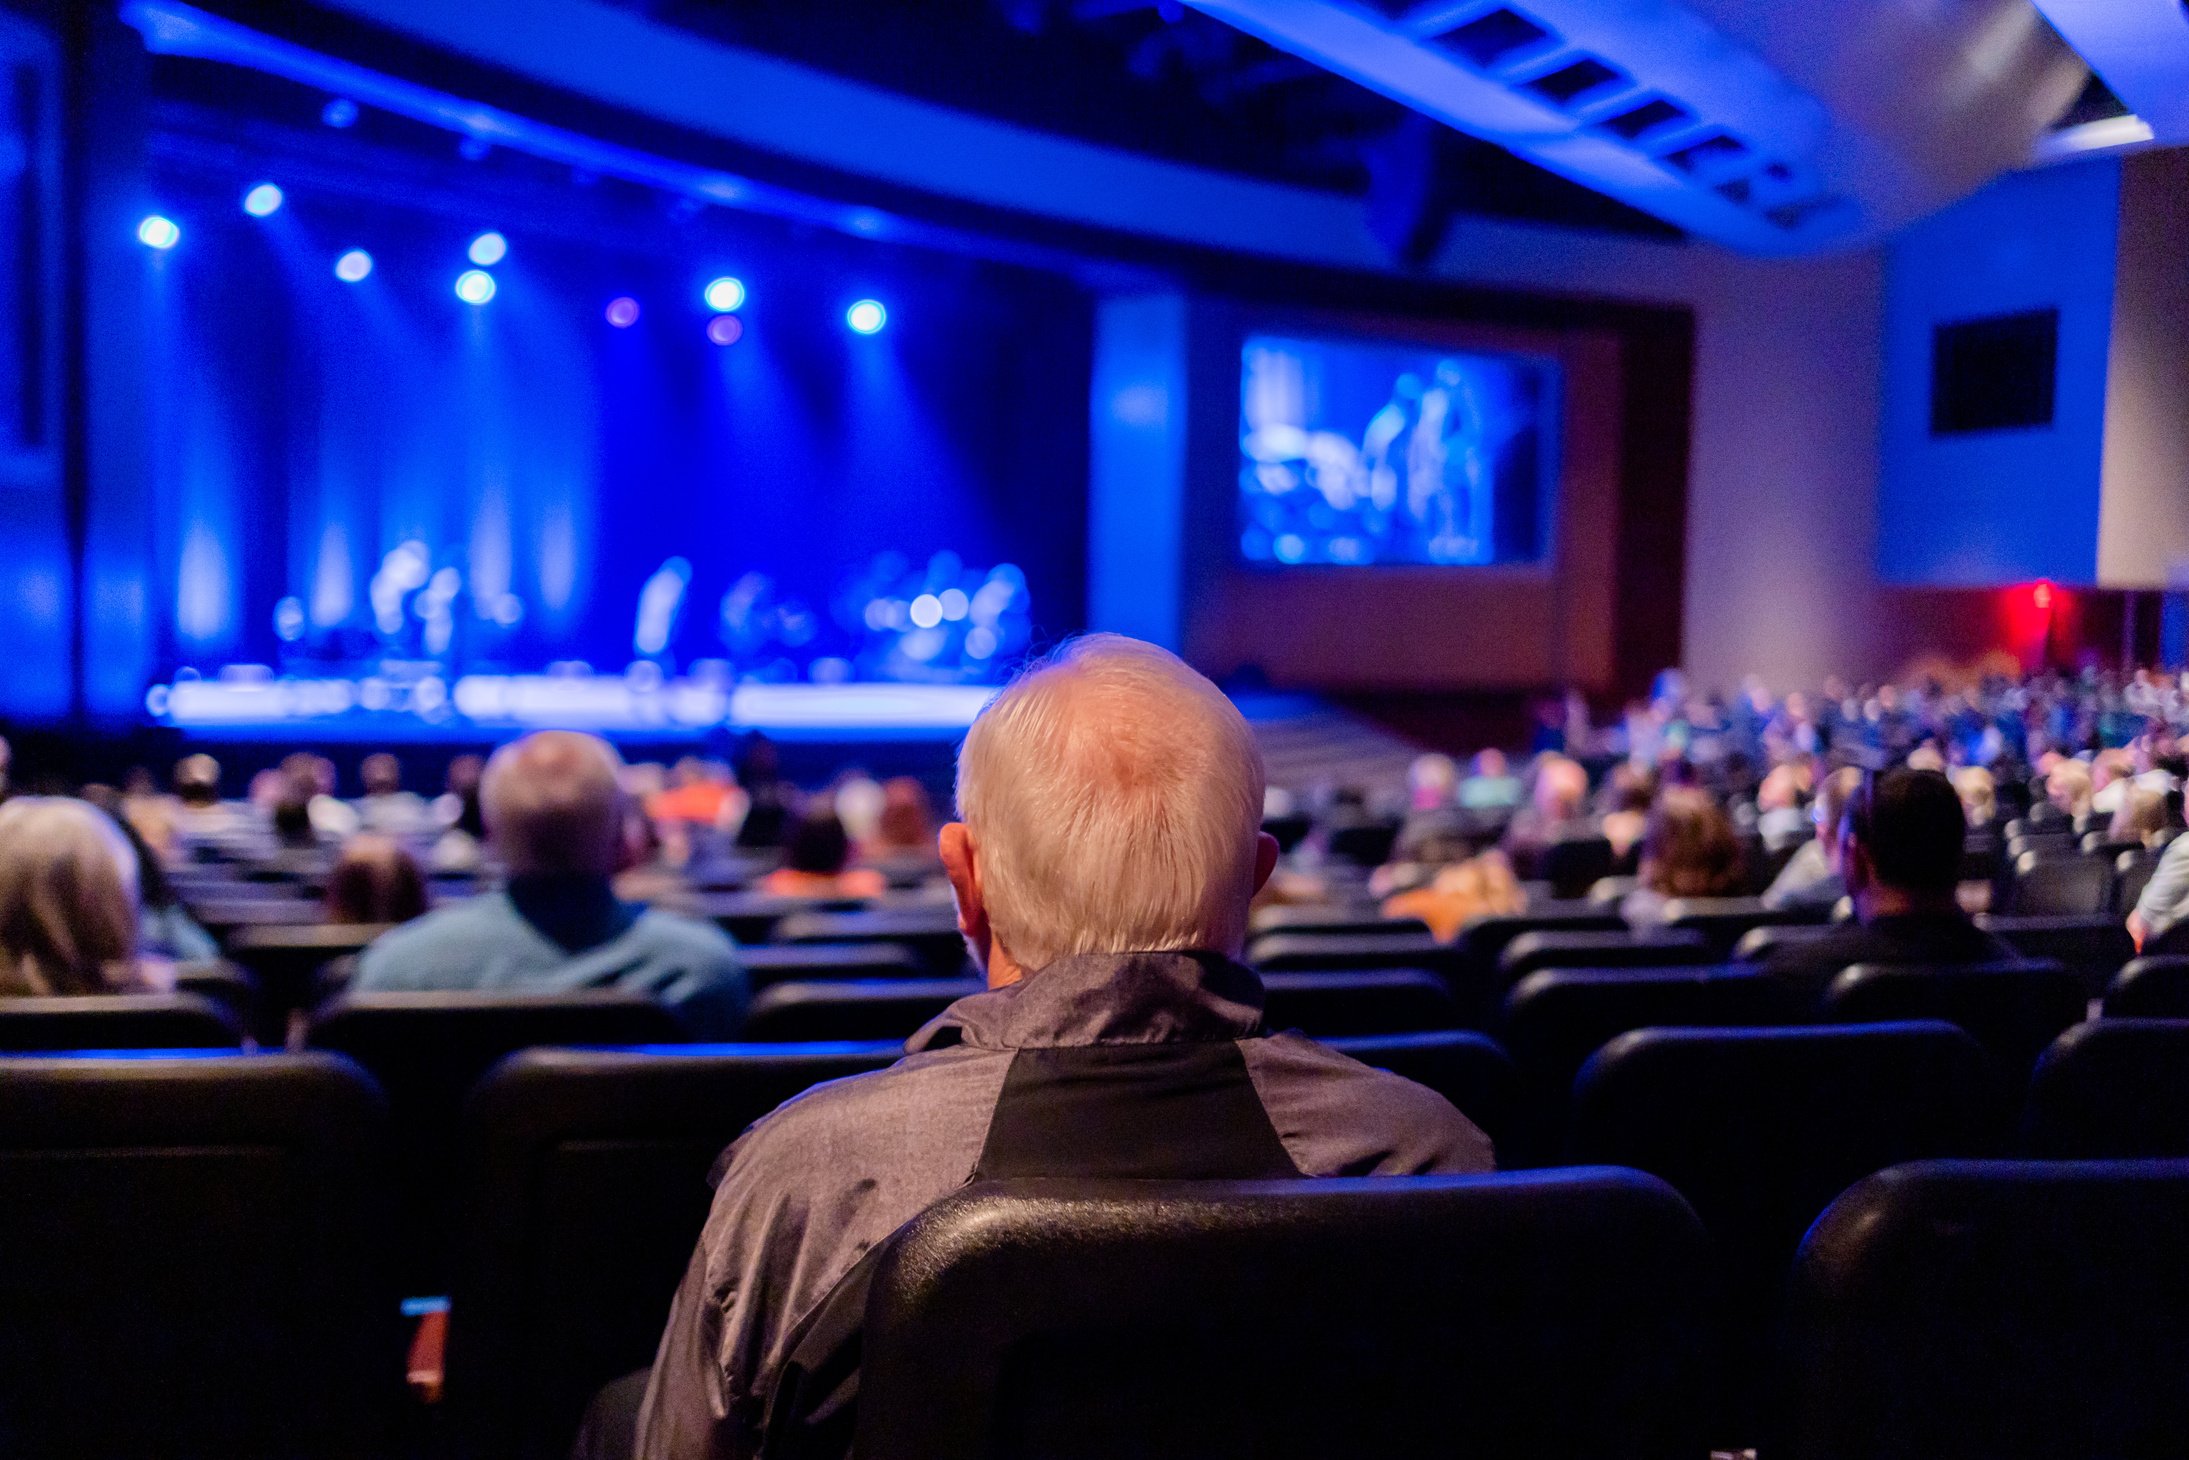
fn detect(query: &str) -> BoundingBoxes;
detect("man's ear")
[1252,831,1280,897]
[940,822,988,948]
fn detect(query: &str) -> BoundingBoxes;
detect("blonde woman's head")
[0,797,144,996]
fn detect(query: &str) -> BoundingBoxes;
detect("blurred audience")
[324,834,430,926]
[760,806,888,899]
[355,752,430,836]
[354,731,747,1036]
[0,798,165,996]
[1762,766,1860,913]
[1382,849,1526,941]
[1623,786,1745,926]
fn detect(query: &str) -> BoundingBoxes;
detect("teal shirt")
[354,878,747,1038]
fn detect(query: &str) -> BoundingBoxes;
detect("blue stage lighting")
[137,215,180,250]
[703,276,746,313]
[706,314,744,346]
[846,299,887,335]
[605,296,641,328]
[467,231,508,266]
[242,183,284,217]
[334,249,373,283]
[454,269,497,305]
[322,97,359,129]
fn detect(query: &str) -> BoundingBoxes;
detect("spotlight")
[454,269,497,305]
[136,215,180,250]
[321,97,359,129]
[706,314,744,346]
[467,231,508,266]
[605,296,641,328]
[334,249,373,283]
[703,276,746,313]
[846,299,887,335]
[241,183,284,217]
[909,593,943,629]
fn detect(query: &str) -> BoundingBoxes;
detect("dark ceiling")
[602,0,1682,242]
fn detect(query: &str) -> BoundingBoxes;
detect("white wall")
[1426,219,1887,693]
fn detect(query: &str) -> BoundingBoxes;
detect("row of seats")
[5,1039,2186,1458]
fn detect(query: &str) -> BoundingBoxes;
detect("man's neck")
[505,871,636,954]
[1857,886,1961,923]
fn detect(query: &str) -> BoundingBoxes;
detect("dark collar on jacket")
[907,949,1266,1053]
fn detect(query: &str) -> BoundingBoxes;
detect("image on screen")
[1239,333,1559,567]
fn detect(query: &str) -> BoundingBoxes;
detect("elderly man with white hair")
[353,730,745,1036]
[627,634,1492,1460]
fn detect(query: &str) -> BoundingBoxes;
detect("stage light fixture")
[846,299,887,335]
[137,215,180,250]
[706,314,744,346]
[605,296,641,328]
[703,276,746,313]
[455,269,497,304]
[321,97,359,129]
[467,231,508,266]
[242,183,284,217]
[909,593,944,629]
[334,249,374,283]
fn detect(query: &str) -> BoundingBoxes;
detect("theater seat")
[1452,906,1625,983]
[2023,1019,2189,1158]
[1977,913,2137,996]
[1782,1158,2189,1460]
[308,990,690,1291]
[1326,1030,1521,1164]
[450,1042,902,1460]
[774,907,970,976]
[0,1052,397,1459]
[1497,927,1714,983]
[1498,966,1801,1163]
[1258,969,1458,1037]
[0,991,243,1051]
[1824,960,2086,1091]
[2116,848,2162,915]
[1661,897,1829,958]
[740,978,980,1042]
[1570,1022,2002,1445]
[738,942,924,989]
[1540,835,1616,900]
[849,1171,1710,1460]
[2104,956,2189,1018]
[2003,853,2113,917]
[226,922,394,1037]
[690,891,868,945]
[1247,904,1429,940]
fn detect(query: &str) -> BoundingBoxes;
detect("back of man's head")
[956,634,1266,970]
[481,731,628,878]
[1846,767,1966,898]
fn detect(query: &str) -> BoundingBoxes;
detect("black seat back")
[2004,854,2113,916]
[740,978,980,1043]
[774,908,970,976]
[738,942,924,989]
[1325,1031,1521,1164]
[1498,927,1715,983]
[1325,817,1402,867]
[1499,967,1802,1162]
[308,991,689,1290]
[854,1171,1710,1460]
[1824,960,2086,1091]
[1258,969,1457,1037]
[1570,1022,2002,1443]
[225,922,393,1037]
[1732,921,1838,963]
[0,991,243,1051]
[2024,1019,2189,1158]
[1247,905,1427,940]
[449,1042,902,1460]
[1783,1158,2189,1460]
[2115,848,2162,914]
[0,1052,396,1459]
[1541,836,1616,899]
[1662,897,1829,959]
[1978,913,2136,996]
[2104,956,2189,1017]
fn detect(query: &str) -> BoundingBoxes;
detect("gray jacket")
[635,949,1495,1459]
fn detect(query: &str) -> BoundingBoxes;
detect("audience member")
[169,753,244,838]
[1757,768,2013,1003]
[758,806,887,899]
[1622,786,1744,926]
[80,786,219,963]
[1762,766,1859,912]
[858,777,942,882]
[1596,761,1656,866]
[1381,848,1526,941]
[1752,763,1812,852]
[2046,757,2095,823]
[732,735,795,849]
[2130,827,2189,951]
[354,731,747,1036]
[431,755,489,873]
[2111,787,2170,848]
[324,834,430,926]
[1501,754,1594,880]
[1456,748,1523,812]
[283,753,361,840]
[354,752,430,835]
[631,635,1492,1459]
[0,798,164,996]
[1951,765,1998,830]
